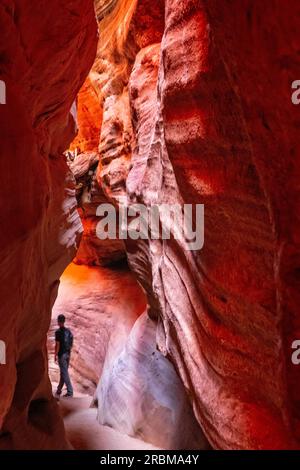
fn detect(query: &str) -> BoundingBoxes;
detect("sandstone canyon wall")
[0,0,97,449]
[1,0,300,452]
[91,0,300,450]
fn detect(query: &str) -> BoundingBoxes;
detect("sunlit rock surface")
[69,77,102,154]
[68,152,126,266]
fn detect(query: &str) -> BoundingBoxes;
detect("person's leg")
[61,353,73,396]
[56,356,65,395]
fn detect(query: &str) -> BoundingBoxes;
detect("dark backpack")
[63,328,73,352]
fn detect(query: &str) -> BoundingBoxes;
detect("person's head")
[57,314,66,328]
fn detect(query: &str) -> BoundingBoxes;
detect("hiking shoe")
[63,393,73,397]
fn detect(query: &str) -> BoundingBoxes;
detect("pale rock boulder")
[96,313,209,450]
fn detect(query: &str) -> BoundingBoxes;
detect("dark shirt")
[55,327,72,357]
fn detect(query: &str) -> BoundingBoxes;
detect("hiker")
[54,314,74,397]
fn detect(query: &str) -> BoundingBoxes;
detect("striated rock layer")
[0,0,97,449]
[94,0,300,450]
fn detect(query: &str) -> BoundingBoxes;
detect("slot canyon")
[1,0,300,451]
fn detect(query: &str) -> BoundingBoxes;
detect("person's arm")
[54,331,60,363]
[54,341,59,363]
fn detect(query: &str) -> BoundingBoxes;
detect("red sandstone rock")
[153,0,300,449]
[94,0,300,450]
[0,0,97,449]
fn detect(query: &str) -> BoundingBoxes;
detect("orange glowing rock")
[70,77,102,154]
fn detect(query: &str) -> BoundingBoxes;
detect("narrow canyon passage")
[48,262,146,396]
[1,0,300,452]
[47,261,161,450]
[47,259,206,449]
